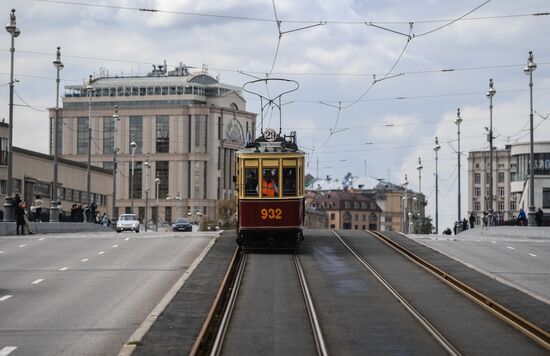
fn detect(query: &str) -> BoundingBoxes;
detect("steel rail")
[331,230,461,356]
[209,251,248,356]
[293,252,329,356]
[189,247,243,356]
[369,230,550,351]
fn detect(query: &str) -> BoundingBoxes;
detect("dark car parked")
[172,218,192,232]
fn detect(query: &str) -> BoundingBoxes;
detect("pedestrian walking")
[517,208,527,226]
[32,195,43,222]
[535,208,544,227]
[469,213,476,229]
[15,201,26,235]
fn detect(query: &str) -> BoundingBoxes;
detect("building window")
[165,206,172,223]
[194,161,200,197]
[474,173,480,184]
[77,117,89,154]
[344,201,350,209]
[330,213,335,220]
[475,163,480,169]
[474,201,480,211]
[156,161,169,199]
[129,116,143,153]
[103,161,114,171]
[0,137,8,165]
[330,224,335,228]
[128,161,142,199]
[485,172,490,184]
[474,187,481,197]
[510,200,517,212]
[195,115,201,147]
[498,201,505,212]
[103,116,115,154]
[498,172,505,183]
[498,187,505,198]
[156,115,169,153]
[544,188,550,209]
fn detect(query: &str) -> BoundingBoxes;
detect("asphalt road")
[0,231,214,356]
[410,233,550,303]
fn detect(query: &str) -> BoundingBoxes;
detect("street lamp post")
[130,135,137,214]
[111,106,119,223]
[143,157,150,232]
[155,177,160,232]
[417,157,423,233]
[86,75,93,222]
[524,51,537,226]
[434,137,441,234]
[196,210,202,231]
[3,9,20,222]
[50,46,64,222]
[402,174,409,233]
[455,108,463,226]
[486,79,496,225]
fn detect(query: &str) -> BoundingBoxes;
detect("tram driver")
[262,169,278,197]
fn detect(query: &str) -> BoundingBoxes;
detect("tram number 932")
[260,208,283,220]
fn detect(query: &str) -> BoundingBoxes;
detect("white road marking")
[0,251,4,254]
[32,279,44,284]
[0,295,13,302]
[81,258,89,262]
[529,253,538,257]
[112,244,119,248]
[490,241,497,244]
[0,346,18,356]
[38,237,45,241]
[18,244,26,248]
[98,251,105,255]
[124,237,130,241]
[59,267,68,271]
[506,246,516,250]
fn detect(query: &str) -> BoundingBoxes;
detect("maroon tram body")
[235,132,305,248]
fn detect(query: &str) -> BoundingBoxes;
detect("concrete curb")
[0,221,113,235]
[117,232,222,356]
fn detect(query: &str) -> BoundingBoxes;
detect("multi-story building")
[306,175,425,232]
[314,190,381,230]
[467,146,514,224]
[467,142,550,224]
[50,63,256,224]
[0,122,112,220]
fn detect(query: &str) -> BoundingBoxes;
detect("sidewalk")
[0,221,113,235]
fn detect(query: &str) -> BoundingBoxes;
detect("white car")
[116,214,140,233]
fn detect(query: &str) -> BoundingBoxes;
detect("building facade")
[50,63,256,224]
[467,142,550,224]
[314,190,381,230]
[0,122,112,219]
[306,175,425,232]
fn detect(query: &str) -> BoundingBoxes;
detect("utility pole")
[111,105,119,222]
[486,79,496,225]
[434,137,441,234]
[456,108,463,225]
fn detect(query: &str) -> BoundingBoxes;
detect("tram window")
[244,168,258,197]
[283,167,297,196]
[262,168,278,197]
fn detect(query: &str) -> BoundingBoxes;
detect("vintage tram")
[235,129,305,248]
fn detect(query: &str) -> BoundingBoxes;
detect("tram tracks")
[190,248,328,356]
[341,229,550,352]
[331,230,461,356]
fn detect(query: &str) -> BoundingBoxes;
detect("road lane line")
[32,279,44,284]
[124,237,130,241]
[529,253,538,257]
[0,295,13,302]
[0,346,17,356]
[0,251,4,254]
[18,244,26,248]
[112,244,119,248]
[38,237,45,241]
[59,267,69,271]
[506,246,515,250]
[490,241,497,244]
[81,258,89,262]
[98,251,105,255]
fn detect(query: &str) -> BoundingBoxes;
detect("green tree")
[414,216,434,234]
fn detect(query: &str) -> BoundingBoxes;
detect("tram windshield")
[244,168,258,196]
[282,167,296,196]
[262,168,279,197]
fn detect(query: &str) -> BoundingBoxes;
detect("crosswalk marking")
[0,295,13,302]
[0,346,18,356]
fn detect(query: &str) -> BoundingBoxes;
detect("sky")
[1,0,549,232]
